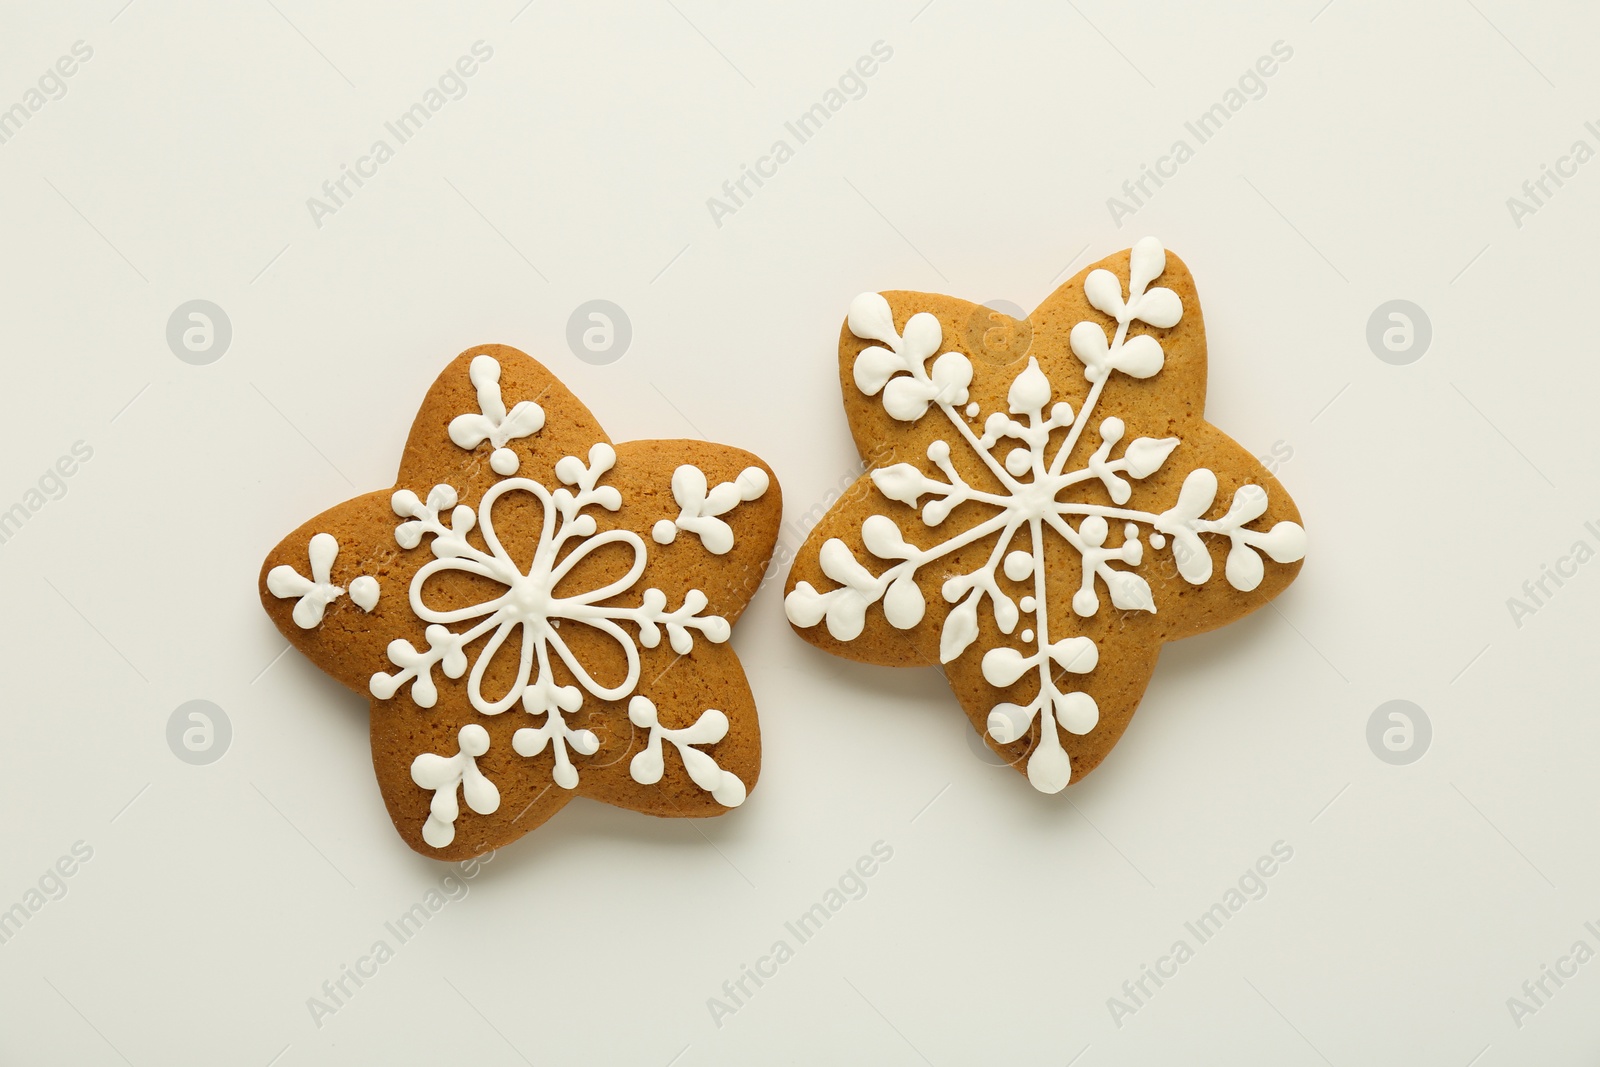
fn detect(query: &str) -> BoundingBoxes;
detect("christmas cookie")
[785,239,1306,792]
[259,346,781,857]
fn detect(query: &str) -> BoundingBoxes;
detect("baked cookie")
[784,238,1306,792]
[259,346,780,858]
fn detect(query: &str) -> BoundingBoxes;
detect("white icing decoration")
[371,442,732,792]
[848,293,974,420]
[786,236,1307,794]
[267,532,346,628]
[626,696,746,807]
[511,708,599,791]
[447,354,546,476]
[651,464,769,554]
[349,575,380,613]
[266,533,381,626]
[411,723,500,848]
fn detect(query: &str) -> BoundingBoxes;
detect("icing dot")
[927,440,951,462]
[1057,692,1099,734]
[1124,522,1139,541]
[349,575,380,612]
[1020,596,1037,612]
[1005,448,1030,476]
[490,447,519,476]
[652,519,678,545]
[459,723,490,757]
[713,773,747,807]
[628,695,659,727]
[736,466,770,500]
[1149,532,1167,549]
[1021,629,1034,642]
[965,402,980,418]
[1003,550,1033,582]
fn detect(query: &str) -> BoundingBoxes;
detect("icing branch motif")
[848,294,973,419]
[266,532,378,628]
[371,442,733,792]
[627,696,747,807]
[786,237,1307,794]
[652,464,770,554]
[448,354,546,476]
[411,724,501,848]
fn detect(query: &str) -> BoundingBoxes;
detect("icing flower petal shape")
[259,345,781,858]
[786,240,1306,794]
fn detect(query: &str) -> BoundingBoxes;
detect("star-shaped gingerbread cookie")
[784,238,1306,792]
[259,346,781,858]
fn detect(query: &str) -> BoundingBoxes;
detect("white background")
[1,0,1596,1063]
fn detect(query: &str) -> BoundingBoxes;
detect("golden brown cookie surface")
[259,346,781,858]
[784,239,1305,792]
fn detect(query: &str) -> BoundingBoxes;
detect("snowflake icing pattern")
[370,439,733,790]
[259,348,776,855]
[785,238,1307,793]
